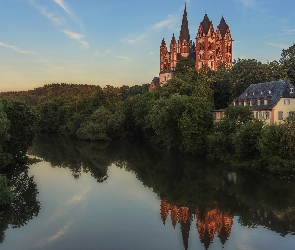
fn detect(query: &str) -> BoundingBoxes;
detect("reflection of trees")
[114,141,295,248]
[0,163,40,243]
[29,134,123,183]
[29,135,295,248]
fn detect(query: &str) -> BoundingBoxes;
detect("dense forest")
[1,44,295,205]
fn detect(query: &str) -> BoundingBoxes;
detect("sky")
[0,0,295,92]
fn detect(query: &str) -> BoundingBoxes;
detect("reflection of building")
[160,200,233,250]
[196,208,233,249]
[152,3,233,89]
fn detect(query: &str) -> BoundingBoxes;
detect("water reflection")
[0,164,41,243]
[28,133,295,250]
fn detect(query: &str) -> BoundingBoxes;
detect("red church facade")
[158,3,233,86]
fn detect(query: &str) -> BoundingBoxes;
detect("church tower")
[170,34,177,71]
[196,14,216,71]
[178,2,191,58]
[216,16,233,68]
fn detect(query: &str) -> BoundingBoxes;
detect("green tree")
[0,101,11,167]
[232,120,264,160]
[207,105,253,162]
[175,58,197,81]
[230,59,287,99]
[76,106,125,141]
[4,101,38,163]
[0,175,12,206]
[280,43,295,84]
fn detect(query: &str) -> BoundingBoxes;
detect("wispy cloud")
[239,0,255,7]
[0,42,35,54]
[115,55,132,60]
[283,29,295,35]
[29,0,64,26]
[29,0,88,48]
[54,0,71,14]
[95,49,112,57]
[266,43,289,49]
[60,30,89,48]
[122,12,180,45]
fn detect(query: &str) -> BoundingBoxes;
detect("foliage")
[76,106,125,141]
[232,120,264,160]
[0,102,11,167]
[0,175,12,206]
[230,59,287,99]
[0,100,38,168]
[174,58,196,80]
[207,105,254,162]
[280,43,295,84]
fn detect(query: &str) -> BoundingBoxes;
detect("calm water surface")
[1,134,295,250]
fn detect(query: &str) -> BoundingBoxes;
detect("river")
[0,134,295,250]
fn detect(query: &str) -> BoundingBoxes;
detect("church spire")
[179,2,190,42]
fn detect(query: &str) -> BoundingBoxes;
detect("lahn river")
[0,134,295,250]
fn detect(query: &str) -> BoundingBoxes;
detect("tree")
[4,101,38,164]
[230,59,287,99]
[280,43,295,84]
[0,101,10,167]
[212,63,233,109]
[175,58,197,80]
[76,106,125,141]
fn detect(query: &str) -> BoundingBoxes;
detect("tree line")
[1,43,295,191]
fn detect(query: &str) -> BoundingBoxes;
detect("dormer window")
[291,88,294,93]
[268,89,272,94]
[257,99,261,105]
[264,98,267,105]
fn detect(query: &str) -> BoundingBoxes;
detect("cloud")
[121,14,179,45]
[95,49,112,57]
[54,0,71,14]
[60,30,89,48]
[0,42,35,54]
[61,29,83,40]
[283,29,295,35]
[153,15,179,30]
[29,0,64,26]
[266,43,289,49]
[115,55,132,60]
[239,0,255,7]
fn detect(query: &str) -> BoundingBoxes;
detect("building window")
[256,112,258,119]
[265,112,270,119]
[264,99,267,105]
[284,99,290,105]
[290,88,294,93]
[257,99,261,105]
[259,112,264,119]
[278,111,283,120]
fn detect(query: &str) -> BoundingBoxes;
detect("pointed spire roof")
[179,2,190,42]
[161,38,166,47]
[217,16,229,38]
[171,33,176,44]
[200,13,212,35]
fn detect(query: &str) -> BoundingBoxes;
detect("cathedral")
[151,3,233,88]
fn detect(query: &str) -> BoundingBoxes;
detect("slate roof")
[171,33,176,44]
[234,80,295,111]
[200,14,212,35]
[179,3,190,42]
[217,16,229,38]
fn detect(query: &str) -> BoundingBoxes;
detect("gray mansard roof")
[234,80,295,110]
